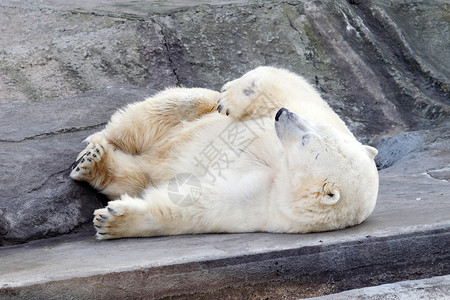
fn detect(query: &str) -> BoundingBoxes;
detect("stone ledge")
[1,168,449,298]
[0,228,448,299]
[307,275,450,300]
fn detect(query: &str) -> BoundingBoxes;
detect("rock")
[307,275,450,300]
[375,125,450,171]
[1,0,448,140]
[0,4,175,103]
[0,86,156,246]
[427,166,450,181]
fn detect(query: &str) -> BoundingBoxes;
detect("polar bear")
[70,66,379,239]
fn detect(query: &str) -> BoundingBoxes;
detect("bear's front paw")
[218,77,261,119]
[70,143,106,181]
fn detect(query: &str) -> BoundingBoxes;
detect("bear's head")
[274,108,379,232]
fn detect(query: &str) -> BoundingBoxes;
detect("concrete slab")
[307,275,450,300]
[0,166,449,298]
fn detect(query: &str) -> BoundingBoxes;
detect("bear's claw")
[70,143,106,181]
[70,150,88,171]
[93,201,132,239]
[107,207,119,215]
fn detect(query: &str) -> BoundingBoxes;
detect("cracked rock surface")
[0,0,449,245]
[0,86,156,245]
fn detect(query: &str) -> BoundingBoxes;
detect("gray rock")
[375,125,450,171]
[306,275,450,300]
[0,86,156,246]
[1,0,448,139]
[0,4,175,103]
[375,125,450,181]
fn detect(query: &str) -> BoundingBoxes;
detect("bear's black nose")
[275,108,288,121]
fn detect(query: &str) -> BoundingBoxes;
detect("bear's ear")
[364,145,378,159]
[321,188,340,206]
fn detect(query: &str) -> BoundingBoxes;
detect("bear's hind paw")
[93,199,153,239]
[93,201,129,239]
[70,143,106,181]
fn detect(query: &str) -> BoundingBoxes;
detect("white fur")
[71,67,379,239]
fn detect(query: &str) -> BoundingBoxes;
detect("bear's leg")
[93,193,184,239]
[71,88,218,198]
[92,186,260,239]
[70,134,151,199]
[101,88,219,155]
